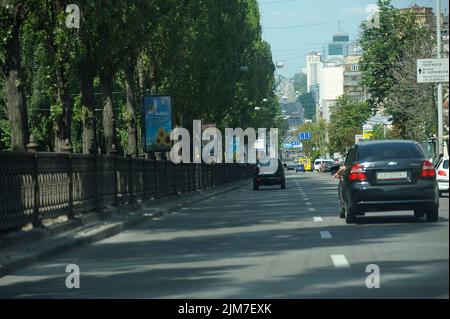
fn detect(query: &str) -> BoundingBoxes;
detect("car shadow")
[355,215,448,225]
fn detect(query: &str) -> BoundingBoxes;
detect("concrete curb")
[0,179,250,278]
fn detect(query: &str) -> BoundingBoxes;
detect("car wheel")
[281,182,286,189]
[345,207,358,224]
[426,207,439,222]
[414,209,425,219]
[339,205,345,219]
[253,184,259,191]
[439,191,443,197]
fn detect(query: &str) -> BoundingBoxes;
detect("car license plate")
[377,171,408,180]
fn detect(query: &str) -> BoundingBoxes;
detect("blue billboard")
[142,95,173,152]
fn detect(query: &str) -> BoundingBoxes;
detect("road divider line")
[306,202,312,206]
[320,231,332,239]
[308,208,316,212]
[314,217,323,222]
[331,255,351,268]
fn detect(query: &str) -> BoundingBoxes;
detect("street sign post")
[298,132,312,140]
[363,124,374,140]
[417,58,449,83]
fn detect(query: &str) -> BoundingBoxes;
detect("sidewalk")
[0,179,251,278]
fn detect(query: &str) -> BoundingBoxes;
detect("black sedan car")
[338,140,440,224]
[254,159,286,190]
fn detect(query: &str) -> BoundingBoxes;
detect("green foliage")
[294,119,328,158]
[298,93,316,120]
[359,0,425,111]
[293,73,307,95]
[1,0,280,152]
[328,95,372,154]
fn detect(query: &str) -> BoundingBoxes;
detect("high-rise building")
[343,56,369,102]
[318,62,344,123]
[306,52,322,93]
[328,33,350,59]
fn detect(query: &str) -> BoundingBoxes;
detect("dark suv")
[338,140,439,224]
[253,159,286,190]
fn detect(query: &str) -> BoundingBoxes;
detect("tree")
[293,72,307,95]
[295,119,328,159]
[0,1,33,151]
[298,93,316,120]
[387,25,437,141]
[359,0,421,112]
[328,95,371,154]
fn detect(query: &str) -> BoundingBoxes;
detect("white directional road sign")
[417,59,449,83]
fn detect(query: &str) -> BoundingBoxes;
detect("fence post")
[26,135,41,228]
[110,145,119,206]
[62,140,75,220]
[128,155,134,204]
[89,147,100,212]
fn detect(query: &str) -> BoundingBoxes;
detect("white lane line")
[320,231,332,239]
[331,255,351,268]
[308,208,316,212]
[306,202,312,206]
[314,217,324,222]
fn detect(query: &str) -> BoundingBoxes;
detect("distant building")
[327,33,351,60]
[343,56,369,102]
[399,4,434,29]
[306,52,322,93]
[318,62,344,123]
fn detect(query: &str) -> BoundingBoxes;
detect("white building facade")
[306,52,322,93]
[318,62,344,123]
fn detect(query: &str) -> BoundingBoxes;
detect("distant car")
[436,156,449,197]
[338,140,440,224]
[286,163,296,171]
[254,159,286,190]
[296,164,306,173]
[314,159,334,172]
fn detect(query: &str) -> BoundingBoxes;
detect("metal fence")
[0,151,253,232]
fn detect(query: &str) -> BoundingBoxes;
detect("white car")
[436,156,449,196]
[313,159,334,172]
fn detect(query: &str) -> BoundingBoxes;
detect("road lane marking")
[308,208,316,212]
[314,217,323,222]
[320,231,332,239]
[306,202,312,206]
[331,255,351,268]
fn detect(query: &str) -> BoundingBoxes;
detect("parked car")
[254,159,286,190]
[296,164,306,173]
[338,140,440,224]
[436,156,449,197]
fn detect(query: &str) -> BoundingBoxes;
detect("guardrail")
[0,151,253,232]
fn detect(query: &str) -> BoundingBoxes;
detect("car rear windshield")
[444,160,449,169]
[357,143,425,162]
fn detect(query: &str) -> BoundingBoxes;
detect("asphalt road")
[0,172,448,299]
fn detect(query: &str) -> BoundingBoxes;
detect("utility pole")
[436,0,444,156]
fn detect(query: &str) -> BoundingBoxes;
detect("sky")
[258,0,449,78]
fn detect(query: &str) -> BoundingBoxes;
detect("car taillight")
[420,160,436,178]
[348,163,367,181]
[438,170,447,177]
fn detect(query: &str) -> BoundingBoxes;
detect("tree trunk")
[49,1,72,152]
[81,69,97,154]
[101,73,117,154]
[2,25,29,151]
[53,70,72,152]
[125,57,138,157]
